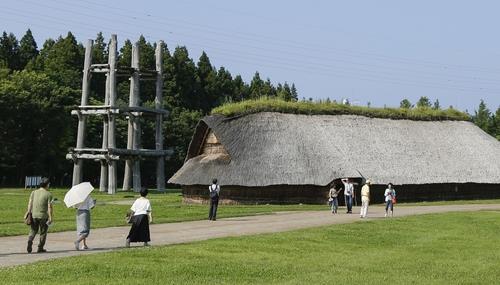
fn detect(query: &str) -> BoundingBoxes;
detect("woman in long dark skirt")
[126,188,152,247]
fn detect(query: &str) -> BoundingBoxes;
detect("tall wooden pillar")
[155,41,166,192]
[131,43,142,192]
[72,39,93,186]
[107,34,118,194]
[99,70,110,192]
[123,42,142,192]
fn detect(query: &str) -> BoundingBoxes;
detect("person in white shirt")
[384,183,396,217]
[342,178,354,214]
[126,188,152,247]
[74,195,95,250]
[208,178,220,221]
[360,179,371,218]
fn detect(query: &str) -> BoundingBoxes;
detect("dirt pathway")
[1,203,499,268]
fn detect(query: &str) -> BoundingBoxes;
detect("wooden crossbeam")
[71,106,169,116]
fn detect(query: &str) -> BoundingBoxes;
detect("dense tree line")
[0,30,298,187]
[399,97,500,140]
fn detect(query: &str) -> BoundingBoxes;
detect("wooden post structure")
[72,39,93,186]
[155,41,166,192]
[67,34,170,194]
[107,34,118,194]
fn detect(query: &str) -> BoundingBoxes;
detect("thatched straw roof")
[168,112,500,186]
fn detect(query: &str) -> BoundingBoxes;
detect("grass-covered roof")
[211,98,470,121]
[169,112,500,186]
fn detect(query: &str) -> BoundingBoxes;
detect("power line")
[5,2,500,87]
[54,0,500,74]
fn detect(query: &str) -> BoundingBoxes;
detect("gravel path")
[1,203,499,268]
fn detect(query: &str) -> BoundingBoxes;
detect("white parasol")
[64,182,94,208]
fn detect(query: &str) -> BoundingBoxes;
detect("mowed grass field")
[1,211,499,284]
[0,188,325,237]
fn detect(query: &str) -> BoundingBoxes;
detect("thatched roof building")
[169,112,500,204]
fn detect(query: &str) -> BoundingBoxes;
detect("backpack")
[209,185,219,199]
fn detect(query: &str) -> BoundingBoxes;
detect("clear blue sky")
[1,0,500,112]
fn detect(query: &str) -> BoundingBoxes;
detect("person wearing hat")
[360,179,371,218]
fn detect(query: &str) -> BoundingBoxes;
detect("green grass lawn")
[1,211,499,284]
[0,188,324,237]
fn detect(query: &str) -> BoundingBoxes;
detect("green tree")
[261,78,276,97]
[277,82,293,101]
[416,96,432,108]
[473,99,490,132]
[164,107,203,177]
[216,67,234,104]
[249,71,264,99]
[0,32,20,70]
[290,83,298,101]
[38,32,83,89]
[433,99,441,110]
[488,106,500,140]
[90,32,107,103]
[232,75,249,101]
[0,71,79,184]
[169,46,200,110]
[196,51,217,111]
[32,38,55,71]
[19,29,38,70]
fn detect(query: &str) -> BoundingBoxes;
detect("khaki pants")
[28,218,48,250]
[360,197,369,218]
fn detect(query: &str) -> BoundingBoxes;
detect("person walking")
[360,179,371,218]
[208,178,220,221]
[342,178,354,213]
[328,183,341,214]
[25,177,53,253]
[126,188,152,247]
[384,183,396,217]
[74,195,95,250]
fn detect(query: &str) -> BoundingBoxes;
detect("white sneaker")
[384,213,388,217]
[74,241,80,251]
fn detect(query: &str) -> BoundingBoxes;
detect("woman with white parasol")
[64,182,96,250]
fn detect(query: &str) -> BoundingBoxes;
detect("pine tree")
[488,106,500,140]
[290,83,298,101]
[0,32,20,70]
[473,99,490,132]
[232,75,249,101]
[170,46,199,110]
[216,66,233,104]
[261,78,276,97]
[118,39,132,67]
[19,29,38,70]
[416,96,432,108]
[277,82,292,101]
[92,32,107,64]
[39,32,83,89]
[433,99,441,110]
[249,71,264,99]
[32,38,55,71]
[196,51,217,110]
[137,35,155,70]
